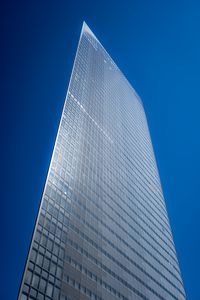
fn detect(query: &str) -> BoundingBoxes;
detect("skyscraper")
[18,22,186,300]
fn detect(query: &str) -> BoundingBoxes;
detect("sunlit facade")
[18,22,186,300]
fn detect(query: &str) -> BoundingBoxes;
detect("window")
[39,278,46,293]
[46,282,53,297]
[21,294,27,300]
[24,271,31,286]
[32,274,39,289]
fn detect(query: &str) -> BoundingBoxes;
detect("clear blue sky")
[1,1,199,299]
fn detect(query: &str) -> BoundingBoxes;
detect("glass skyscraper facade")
[18,22,186,300]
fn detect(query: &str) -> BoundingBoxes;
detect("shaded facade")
[18,22,186,300]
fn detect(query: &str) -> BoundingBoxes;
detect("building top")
[81,21,143,106]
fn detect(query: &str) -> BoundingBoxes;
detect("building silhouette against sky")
[18,22,186,300]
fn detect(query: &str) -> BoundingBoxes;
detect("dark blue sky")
[1,1,199,299]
